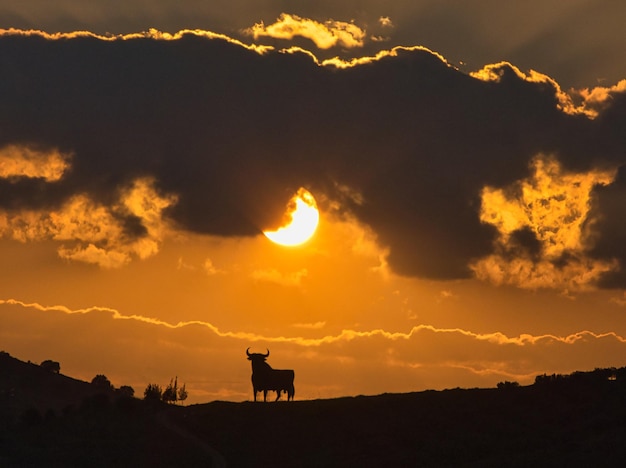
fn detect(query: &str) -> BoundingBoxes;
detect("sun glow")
[264,188,319,246]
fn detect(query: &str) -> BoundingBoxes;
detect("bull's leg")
[253,389,257,402]
[263,390,268,402]
[275,390,282,401]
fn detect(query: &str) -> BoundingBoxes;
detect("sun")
[264,188,320,246]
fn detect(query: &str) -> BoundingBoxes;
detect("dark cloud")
[1,31,625,283]
[589,166,626,288]
[3,1,625,88]
[501,227,543,263]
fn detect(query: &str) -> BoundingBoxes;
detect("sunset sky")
[1,1,626,403]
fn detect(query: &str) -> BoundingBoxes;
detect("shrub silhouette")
[144,378,188,404]
[162,377,179,404]
[178,383,188,405]
[91,374,114,391]
[497,380,520,390]
[118,385,135,398]
[143,383,163,401]
[40,359,60,373]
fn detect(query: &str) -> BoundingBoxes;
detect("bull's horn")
[246,347,252,357]
[263,349,270,357]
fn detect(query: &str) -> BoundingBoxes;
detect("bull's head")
[246,347,270,361]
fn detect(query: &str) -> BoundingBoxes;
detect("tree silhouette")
[118,385,135,398]
[144,378,188,404]
[169,377,189,405]
[40,359,60,373]
[497,381,520,390]
[178,383,188,405]
[91,374,114,391]
[162,377,179,404]
[143,383,163,401]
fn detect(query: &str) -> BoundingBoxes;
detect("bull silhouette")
[246,348,295,402]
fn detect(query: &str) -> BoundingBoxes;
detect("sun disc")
[264,188,319,246]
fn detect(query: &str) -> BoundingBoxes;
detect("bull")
[246,348,295,402]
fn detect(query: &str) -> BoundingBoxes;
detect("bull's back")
[277,369,294,379]
[252,369,294,388]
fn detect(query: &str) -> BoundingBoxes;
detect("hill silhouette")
[0,351,105,424]
[0,351,212,466]
[3,350,626,467]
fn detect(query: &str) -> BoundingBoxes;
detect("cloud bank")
[3,297,626,401]
[1,29,625,289]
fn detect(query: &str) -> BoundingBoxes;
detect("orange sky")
[2,193,626,403]
[1,3,626,403]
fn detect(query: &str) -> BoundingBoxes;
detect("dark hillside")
[0,352,213,467]
[173,383,626,467]
[0,351,102,426]
[3,351,626,467]
[0,403,216,467]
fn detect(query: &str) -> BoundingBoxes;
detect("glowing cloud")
[0,145,70,181]
[470,62,626,119]
[203,258,223,276]
[379,17,394,28]
[0,28,274,54]
[469,61,586,116]
[0,178,177,268]
[473,155,618,290]
[4,297,626,348]
[572,79,626,118]
[244,13,366,49]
